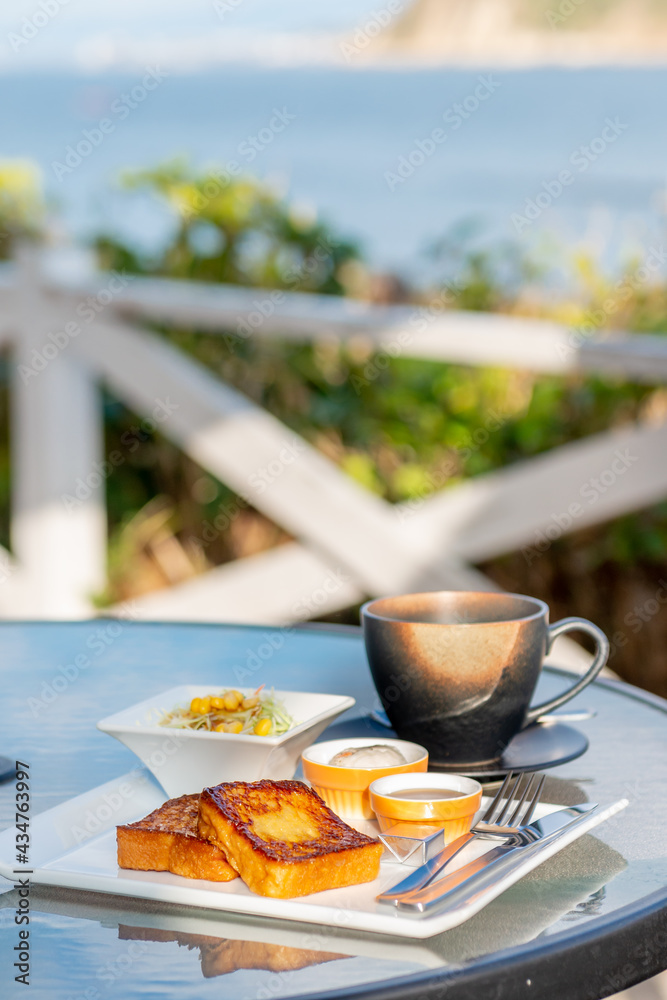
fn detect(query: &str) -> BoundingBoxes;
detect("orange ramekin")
[302,738,428,819]
[369,772,483,843]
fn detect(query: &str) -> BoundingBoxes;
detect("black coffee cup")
[361,590,609,766]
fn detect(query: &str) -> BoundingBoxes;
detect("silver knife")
[378,802,604,910]
[376,800,593,903]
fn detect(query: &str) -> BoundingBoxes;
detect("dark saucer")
[428,721,589,779]
[319,714,588,781]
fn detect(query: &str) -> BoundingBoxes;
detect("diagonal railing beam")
[401,419,667,563]
[109,542,364,625]
[72,317,492,596]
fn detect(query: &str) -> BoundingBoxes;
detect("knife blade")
[378,801,601,909]
[389,800,628,912]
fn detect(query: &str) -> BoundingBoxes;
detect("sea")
[2,66,667,283]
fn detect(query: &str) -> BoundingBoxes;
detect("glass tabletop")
[0,620,666,1000]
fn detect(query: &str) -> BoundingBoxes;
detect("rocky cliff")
[366,0,667,64]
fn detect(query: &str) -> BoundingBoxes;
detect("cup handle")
[523,617,610,727]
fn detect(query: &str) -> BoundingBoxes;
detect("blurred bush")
[0,159,44,258]
[96,160,358,292]
[94,161,361,603]
[0,162,45,551]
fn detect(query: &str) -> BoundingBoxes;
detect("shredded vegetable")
[158,686,293,737]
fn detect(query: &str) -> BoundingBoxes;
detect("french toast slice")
[117,793,237,882]
[197,780,383,898]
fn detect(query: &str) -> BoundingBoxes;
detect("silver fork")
[376,771,545,905]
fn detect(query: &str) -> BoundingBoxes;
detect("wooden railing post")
[10,243,106,616]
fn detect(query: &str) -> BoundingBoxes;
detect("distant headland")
[351,0,667,66]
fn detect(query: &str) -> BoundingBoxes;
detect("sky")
[0,0,388,72]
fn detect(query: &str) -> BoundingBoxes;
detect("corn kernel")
[241,695,259,710]
[253,717,272,737]
[223,691,242,712]
[210,696,225,710]
[190,697,203,714]
[215,720,244,733]
[199,697,212,715]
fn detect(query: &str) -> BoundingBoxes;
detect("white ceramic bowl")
[97,685,355,797]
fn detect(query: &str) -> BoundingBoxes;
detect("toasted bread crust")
[117,794,237,882]
[122,793,202,836]
[197,780,383,897]
[199,780,377,860]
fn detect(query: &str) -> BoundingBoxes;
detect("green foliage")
[427,221,545,311]
[96,159,359,293]
[0,166,43,547]
[0,160,44,259]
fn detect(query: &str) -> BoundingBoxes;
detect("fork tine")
[520,774,546,827]
[495,773,523,825]
[507,773,538,826]
[481,772,513,823]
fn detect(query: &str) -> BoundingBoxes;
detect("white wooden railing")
[1,243,666,643]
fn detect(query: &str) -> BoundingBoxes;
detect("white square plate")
[0,768,625,939]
